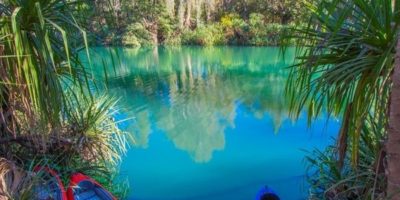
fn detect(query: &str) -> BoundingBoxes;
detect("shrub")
[220,13,249,45]
[306,115,386,199]
[249,13,265,28]
[163,32,182,46]
[157,12,176,44]
[220,14,234,28]
[122,23,154,47]
[122,33,141,47]
[182,25,225,46]
[248,13,268,45]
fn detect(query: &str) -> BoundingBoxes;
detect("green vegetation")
[2,0,400,199]
[0,0,128,198]
[180,13,296,46]
[283,0,400,198]
[84,0,307,46]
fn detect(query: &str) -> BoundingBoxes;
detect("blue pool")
[90,46,340,200]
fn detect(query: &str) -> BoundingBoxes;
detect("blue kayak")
[33,166,68,200]
[67,173,116,200]
[255,186,280,200]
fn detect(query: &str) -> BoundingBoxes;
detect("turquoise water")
[89,46,340,200]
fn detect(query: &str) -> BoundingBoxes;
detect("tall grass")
[0,0,129,198]
[306,113,386,199]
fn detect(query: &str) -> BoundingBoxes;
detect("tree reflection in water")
[88,46,295,162]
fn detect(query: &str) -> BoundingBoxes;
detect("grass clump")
[0,0,130,198]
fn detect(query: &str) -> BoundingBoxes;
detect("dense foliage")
[284,0,400,198]
[83,0,307,46]
[0,0,128,198]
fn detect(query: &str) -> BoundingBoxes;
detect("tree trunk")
[387,38,400,199]
[205,0,214,23]
[165,0,175,16]
[178,0,185,29]
[195,0,202,27]
[113,0,122,32]
[184,0,192,28]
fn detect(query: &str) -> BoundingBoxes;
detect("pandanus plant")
[0,0,127,198]
[283,0,400,198]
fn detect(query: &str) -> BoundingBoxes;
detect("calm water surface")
[89,46,340,200]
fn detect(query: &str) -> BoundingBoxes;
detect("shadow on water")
[85,46,340,200]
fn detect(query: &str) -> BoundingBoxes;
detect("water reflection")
[90,46,294,163]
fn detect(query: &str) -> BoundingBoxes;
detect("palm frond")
[284,0,398,167]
